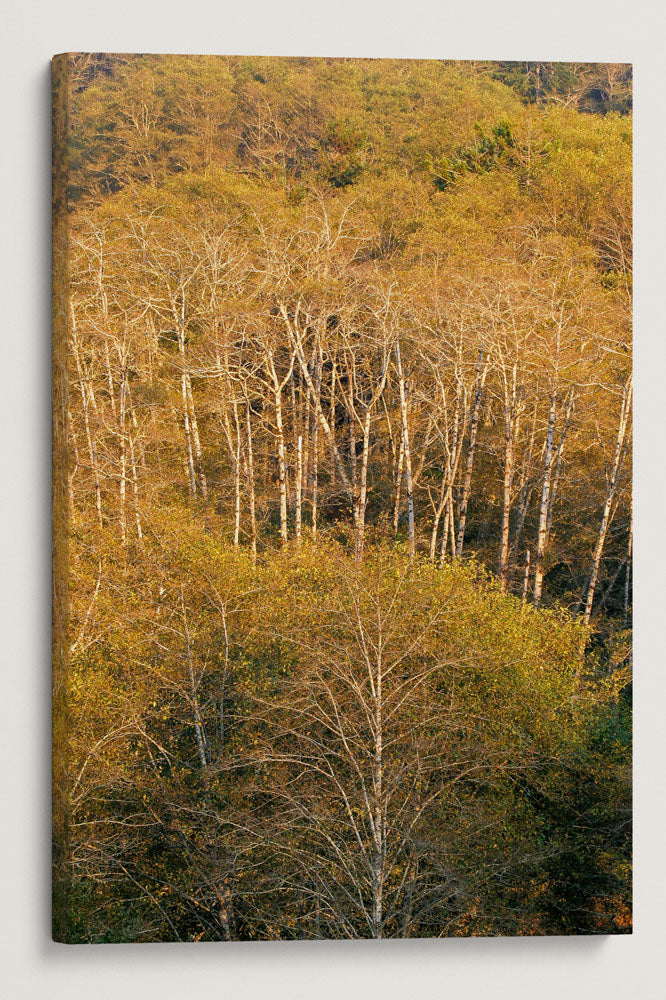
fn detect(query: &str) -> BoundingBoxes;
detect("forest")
[52,54,632,941]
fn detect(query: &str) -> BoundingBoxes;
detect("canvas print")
[52,54,632,942]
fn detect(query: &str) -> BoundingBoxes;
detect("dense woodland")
[53,55,632,941]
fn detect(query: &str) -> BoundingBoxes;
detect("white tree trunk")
[275,384,288,546]
[623,511,632,626]
[175,291,207,499]
[128,425,143,540]
[118,365,128,546]
[232,401,241,549]
[395,341,414,558]
[546,387,575,536]
[71,312,103,528]
[182,596,208,772]
[329,357,337,485]
[355,411,372,561]
[511,403,537,561]
[283,308,352,494]
[181,370,197,498]
[533,389,557,608]
[186,375,207,500]
[372,646,384,938]
[244,396,257,564]
[582,378,632,627]
[456,351,487,557]
[67,412,79,525]
[310,351,321,543]
[430,472,447,562]
[295,434,303,548]
[392,434,404,537]
[498,363,517,594]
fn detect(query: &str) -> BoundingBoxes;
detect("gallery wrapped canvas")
[52,53,632,942]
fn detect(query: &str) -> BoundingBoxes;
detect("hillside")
[54,55,632,941]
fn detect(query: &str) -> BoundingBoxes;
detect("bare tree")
[582,377,632,627]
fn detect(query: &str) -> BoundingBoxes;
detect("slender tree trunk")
[221,393,243,550]
[290,370,299,456]
[383,396,397,483]
[218,604,230,750]
[182,381,197,498]
[126,382,146,467]
[310,351,321,542]
[392,434,404,537]
[244,397,257,564]
[512,403,537,561]
[128,425,143,540]
[329,357,337,485]
[546,387,575,536]
[412,414,437,490]
[274,383,289,546]
[303,393,310,498]
[182,597,208,772]
[118,365,128,546]
[443,382,464,561]
[263,346,296,547]
[103,339,117,422]
[186,375,208,500]
[400,857,417,938]
[372,650,384,938]
[283,310,352,493]
[67,427,82,532]
[355,412,372,561]
[214,881,233,941]
[447,487,457,558]
[533,389,557,608]
[311,433,319,541]
[175,292,206,499]
[437,484,456,567]
[232,401,241,549]
[289,370,298,507]
[71,314,103,528]
[180,370,197,498]
[395,341,414,558]
[439,499,450,568]
[303,349,316,492]
[582,378,632,627]
[623,511,632,626]
[430,473,447,562]
[349,407,358,493]
[87,421,102,527]
[295,434,303,548]
[456,351,487,557]
[498,364,517,594]
[67,413,79,525]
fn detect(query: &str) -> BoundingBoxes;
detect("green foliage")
[487,61,632,116]
[429,118,554,193]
